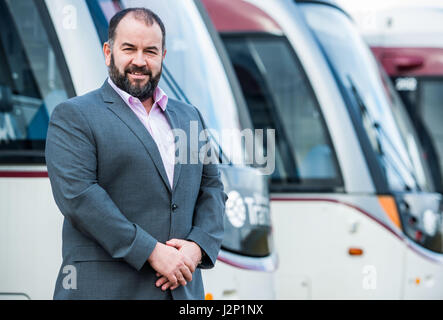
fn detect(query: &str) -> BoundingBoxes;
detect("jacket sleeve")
[45,101,157,271]
[186,106,228,269]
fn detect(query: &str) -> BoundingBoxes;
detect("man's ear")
[162,48,167,61]
[103,42,112,67]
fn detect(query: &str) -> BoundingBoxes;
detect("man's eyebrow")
[144,46,159,52]
[121,42,136,48]
[120,43,159,51]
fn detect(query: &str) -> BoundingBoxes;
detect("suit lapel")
[100,80,172,193]
[163,105,182,192]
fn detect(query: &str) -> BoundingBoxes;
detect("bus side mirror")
[0,85,13,113]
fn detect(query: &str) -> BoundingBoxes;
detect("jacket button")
[172,204,178,211]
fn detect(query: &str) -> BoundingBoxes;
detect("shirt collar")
[107,77,168,111]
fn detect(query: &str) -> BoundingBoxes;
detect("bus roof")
[201,0,282,34]
[371,47,443,76]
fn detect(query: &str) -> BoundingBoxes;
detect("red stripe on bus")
[0,171,48,178]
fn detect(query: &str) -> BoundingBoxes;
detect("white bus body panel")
[271,198,407,299]
[0,170,63,300]
[402,241,443,299]
[202,263,275,300]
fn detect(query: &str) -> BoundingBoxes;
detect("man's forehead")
[114,14,163,46]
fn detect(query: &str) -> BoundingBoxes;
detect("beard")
[108,54,162,102]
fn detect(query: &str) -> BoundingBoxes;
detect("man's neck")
[142,97,154,114]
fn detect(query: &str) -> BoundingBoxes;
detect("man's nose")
[132,51,147,67]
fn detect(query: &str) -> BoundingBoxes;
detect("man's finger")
[158,280,180,291]
[183,255,196,273]
[156,276,169,288]
[180,264,193,282]
[161,282,172,291]
[162,281,182,291]
[175,270,187,286]
[166,273,178,287]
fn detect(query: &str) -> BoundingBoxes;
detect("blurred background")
[1,0,443,300]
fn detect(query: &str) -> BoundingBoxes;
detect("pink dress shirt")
[108,78,175,189]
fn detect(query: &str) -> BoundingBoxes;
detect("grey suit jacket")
[45,80,227,300]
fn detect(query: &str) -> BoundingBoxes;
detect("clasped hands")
[147,239,202,291]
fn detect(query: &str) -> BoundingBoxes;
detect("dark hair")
[108,7,166,51]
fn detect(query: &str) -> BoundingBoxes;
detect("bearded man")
[45,7,226,300]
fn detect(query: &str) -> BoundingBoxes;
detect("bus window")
[379,69,437,193]
[222,34,342,191]
[0,0,73,164]
[389,75,443,193]
[301,3,434,193]
[420,79,443,183]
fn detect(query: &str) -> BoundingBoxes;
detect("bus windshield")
[301,3,434,193]
[0,0,73,164]
[394,75,443,193]
[378,65,436,191]
[222,34,343,191]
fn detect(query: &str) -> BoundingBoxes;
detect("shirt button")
[172,204,178,211]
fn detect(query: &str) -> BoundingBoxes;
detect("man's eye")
[123,48,134,51]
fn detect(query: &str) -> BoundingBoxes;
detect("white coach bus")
[202,0,443,299]
[0,0,276,300]
[338,0,443,196]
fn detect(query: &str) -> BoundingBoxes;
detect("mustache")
[125,65,152,76]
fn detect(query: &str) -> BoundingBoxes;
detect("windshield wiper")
[347,76,421,191]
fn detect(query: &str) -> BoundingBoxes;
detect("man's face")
[104,15,166,102]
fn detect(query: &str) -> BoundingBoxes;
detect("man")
[45,8,227,300]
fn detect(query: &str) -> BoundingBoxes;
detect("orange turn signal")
[205,293,214,300]
[348,248,364,256]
